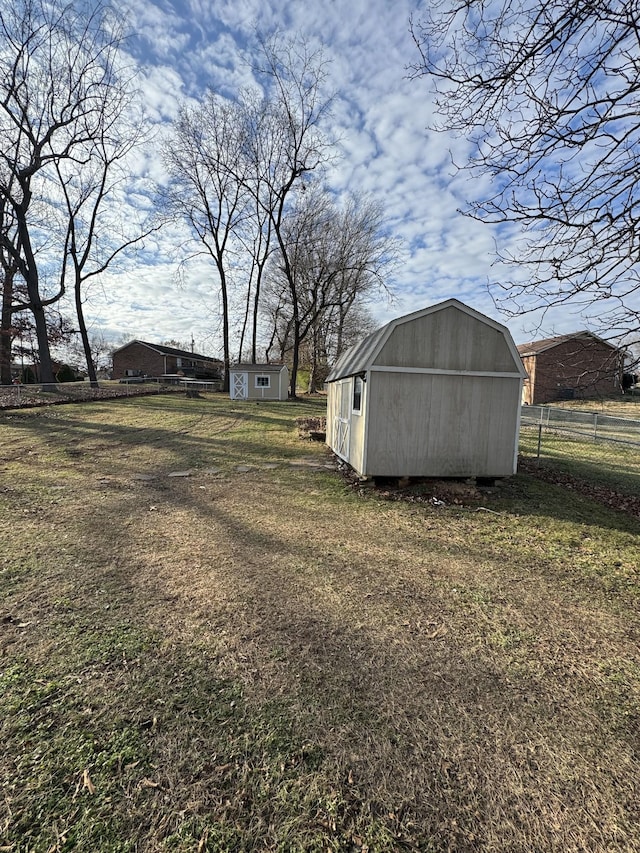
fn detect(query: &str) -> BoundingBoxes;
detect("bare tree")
[233,91,276,365]
[55,101,157,387]
[165,34,335,394]
[246,34,335,397]
[409,1,640,343]
[262,188,398,391]
[0,0,129,386]
[164,95,251,391]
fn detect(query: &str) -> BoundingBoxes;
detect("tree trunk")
[308,324,319,394]
[18,214,57,387]
[219,267,231,393]
[31,298,56,388]
[0,267,14,385]
[75,281,98,387]
[251,269,262,363]
[289,309,300,399]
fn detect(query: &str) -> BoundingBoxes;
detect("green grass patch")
[520,427,640,497]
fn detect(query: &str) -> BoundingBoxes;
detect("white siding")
[363,372,521,477]
[374,306,516,373]
[325,301,524,478]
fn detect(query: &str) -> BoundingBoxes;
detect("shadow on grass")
[2,397,329,477]
[7,473,639,851]
[2,396,640,850]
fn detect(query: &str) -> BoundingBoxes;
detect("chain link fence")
[519,405,640,498]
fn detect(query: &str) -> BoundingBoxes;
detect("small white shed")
[229,363,289,401]
[325,299,527,478]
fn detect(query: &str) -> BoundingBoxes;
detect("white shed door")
[332,380,351,461]
[231,372,248,400]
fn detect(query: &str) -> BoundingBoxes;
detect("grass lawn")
[1,393,639,852]
[520,398,640,499]
[519,428,640,498]
[548,396,640,418]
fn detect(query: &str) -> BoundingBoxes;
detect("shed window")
[352,375,363,412]
[255,375,271,388]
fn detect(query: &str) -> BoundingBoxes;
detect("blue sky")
[76,0,592,357]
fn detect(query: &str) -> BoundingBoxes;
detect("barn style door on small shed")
[332,379,351,461]
[231,372,248,400]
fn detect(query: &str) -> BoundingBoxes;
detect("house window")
[353,375,363,412]
[256,375,270,388]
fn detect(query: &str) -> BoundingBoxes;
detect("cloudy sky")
[76,0,583,357]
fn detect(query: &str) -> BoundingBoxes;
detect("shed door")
[332,380,351,461]
[231,372,248,400]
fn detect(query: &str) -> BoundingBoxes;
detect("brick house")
[518,331,623,404]
[111,340,223,381]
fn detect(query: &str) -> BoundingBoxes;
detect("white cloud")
[70,0,596,360]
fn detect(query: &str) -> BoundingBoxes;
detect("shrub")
[20,366,36,384]
[56,364,76,383]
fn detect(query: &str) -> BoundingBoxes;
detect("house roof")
[231,363,287,372]
[326,298,526,382]
[517,331,619,358]
[113,340,222,363]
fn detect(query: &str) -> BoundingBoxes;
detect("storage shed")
[229,364,289,401]
[325,299,527,478]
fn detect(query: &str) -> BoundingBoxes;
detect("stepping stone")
[168,471,191,478]
[235,465,252,473]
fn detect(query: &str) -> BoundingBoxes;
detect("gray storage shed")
[229,363,289,401]
[325,299,527,478]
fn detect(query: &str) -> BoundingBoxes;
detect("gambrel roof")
[326,298,526,382]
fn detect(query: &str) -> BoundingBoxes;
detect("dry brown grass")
[1,394,639,851]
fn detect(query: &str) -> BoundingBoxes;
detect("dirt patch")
[333,458,489,507]
[296,415,327,441]
[296,420,489,507]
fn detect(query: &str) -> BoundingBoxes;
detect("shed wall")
[374,307,516,373]
[326,377,366,472]
[363,372,521,477]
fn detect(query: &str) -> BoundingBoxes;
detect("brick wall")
[529,338,621,404]
[112,343,164,379]
[112,344,222,380]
